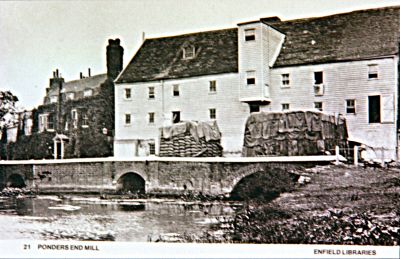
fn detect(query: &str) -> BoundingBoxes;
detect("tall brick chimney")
[106,39,124,80]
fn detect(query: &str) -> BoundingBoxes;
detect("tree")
[0,90,19,131]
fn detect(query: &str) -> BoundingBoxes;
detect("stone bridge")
[0,156,343,196]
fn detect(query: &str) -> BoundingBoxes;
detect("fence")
[332,145,397,167]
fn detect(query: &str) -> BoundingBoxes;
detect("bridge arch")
[6,174,26,188]
[116,172,145,194]
[228,166,296,201]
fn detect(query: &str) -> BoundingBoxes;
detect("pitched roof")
[46,74,107,98]
[63,73,107,93]
[116,28,238,83]
[268,6,400,67]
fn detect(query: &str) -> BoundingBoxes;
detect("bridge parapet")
[0,155,345,195]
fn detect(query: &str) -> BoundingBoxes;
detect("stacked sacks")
[242,111,348,157]
[159,121,223,157]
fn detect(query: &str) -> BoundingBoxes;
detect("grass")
[229,164,400,244]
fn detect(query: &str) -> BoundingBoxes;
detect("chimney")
[106,38,124,80]
[142,32,146,42]
[88,68,91,77]
[53,71,56,78]
[80,72,83,79]
[56,69,59,78]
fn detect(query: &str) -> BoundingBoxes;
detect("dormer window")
[245,29,256,41]
[182,45,195,59]
[66,92,75,100]
[83,89,93,97]
[50,96,58,103]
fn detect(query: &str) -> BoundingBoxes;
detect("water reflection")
[0,196,241,242]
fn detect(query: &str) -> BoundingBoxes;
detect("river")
[0,195,241,242]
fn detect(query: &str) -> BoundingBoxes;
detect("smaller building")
[6,39,123,160]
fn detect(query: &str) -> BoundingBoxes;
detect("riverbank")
[228,164,400,245]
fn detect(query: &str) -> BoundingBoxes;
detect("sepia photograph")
[0,0,399,258]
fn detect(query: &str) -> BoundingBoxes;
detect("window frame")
[83,89,93,97]
[50,96,58,103]
[244,29,256,41]
[209,108,216,120]
[209,80,217,93]
[148,87,155,99]
[148,112,155,124]
[314,102,323,111]
[149,143,156,155]
[346,99,356,114]
[368,64,378,80]
[173,84,180,97]
[281,73,290,87]
[172,111,181,124]
[246,71,256,85]
[182,45,195,59]
[124,88,132,100]
[314,71,323,85]
[82,113,89,128]
[125,113,132,125]
[282,103,290,111]
[66,92,75,100]
[71,109,78,129]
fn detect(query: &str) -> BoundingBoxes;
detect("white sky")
[1,0,400,109]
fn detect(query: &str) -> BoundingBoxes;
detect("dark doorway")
[117,173,145,194]
[7,174,26,188]
[368,95,381,123]
[56,142,62,159]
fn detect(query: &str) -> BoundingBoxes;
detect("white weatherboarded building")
[114,6,400,159]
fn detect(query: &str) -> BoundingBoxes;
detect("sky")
[1,0,400,109]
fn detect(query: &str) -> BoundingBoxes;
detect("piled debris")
[242,111,348,156]
[159,121,223,157]
[0,187,34,197]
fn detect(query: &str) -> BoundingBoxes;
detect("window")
[83,89,93,97]
[38,113,54,132]
[282,103,290,111]
[346,99,356,114]
[82,114,89,127]
[66,92,75,100]
[209,108,216,120]
[148,87,155,99]
[124,88,132,99]
[249,104,260,113]
[368,95,381,123]
[314,102,323,111]
[183,45,195,59]
[173,85,179,97]
[50,96,58,103]
[125,113,131,125]
[209,81,216,93]
[71,109,78,128]
[246,71,256,85]
[172,111,180,124]
[281,74,290,86]
[245,29,255,41]
[148,112,155,124]
[39,114,47,132]
[149,143,156,155]
[368,64,378,79]
[314,71,323,84]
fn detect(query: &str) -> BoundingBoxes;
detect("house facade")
[7,39,123,160]
[114,6,400,159]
